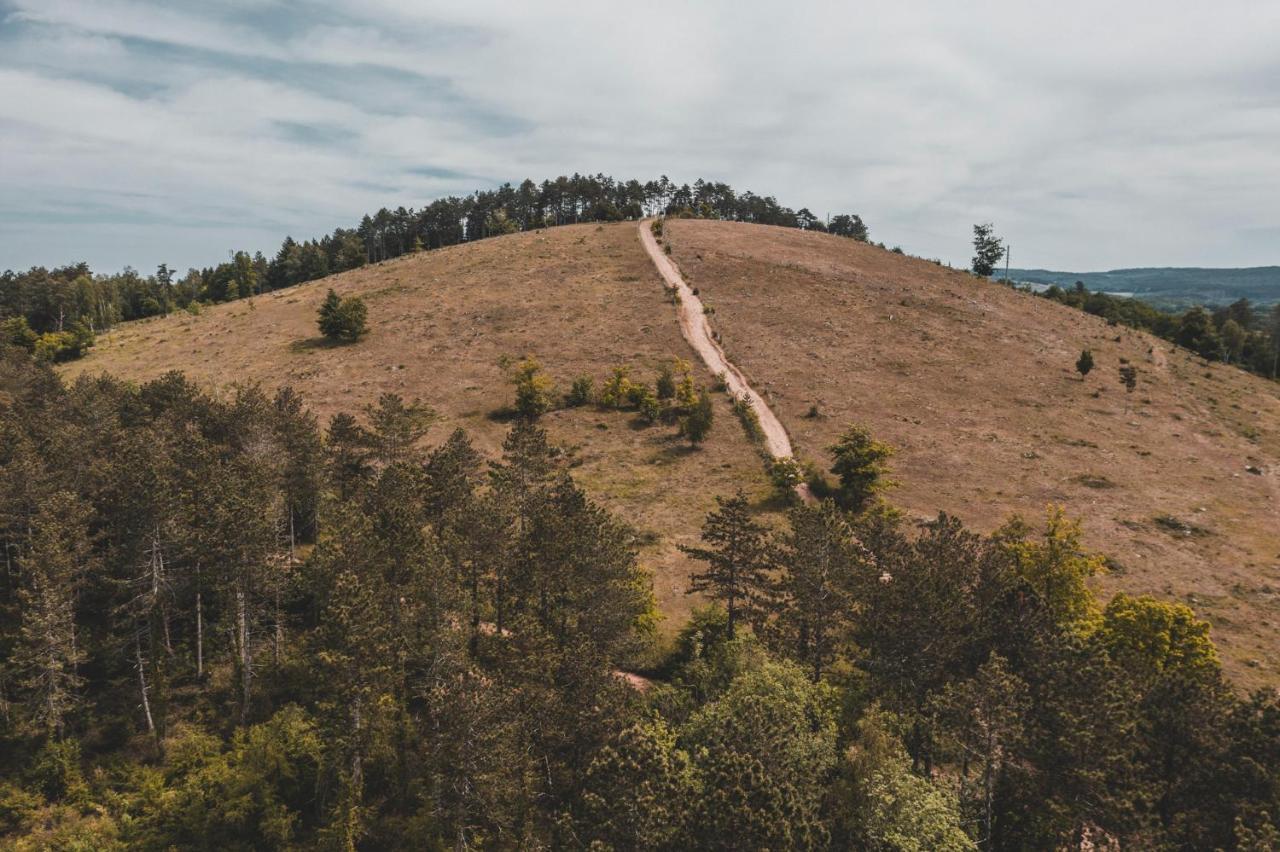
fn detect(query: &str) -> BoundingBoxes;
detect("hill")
[1004,265,1280,309]
[66,220,1280,686]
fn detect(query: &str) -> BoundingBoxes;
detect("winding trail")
[639,219,813,502]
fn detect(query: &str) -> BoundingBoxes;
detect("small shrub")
[599,365,635,409]
[512,357,556,419]
[680,389,715,446]
[635,387,662,424]
[769,457,806,492]
[732,394,764,444]
[566,375,594,407]
[656,361,678,401]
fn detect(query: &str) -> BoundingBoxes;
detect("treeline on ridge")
[1,342,1278,850]
[1036,283,1280,381]
[0,174,869,362]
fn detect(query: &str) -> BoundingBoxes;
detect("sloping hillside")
[62,223,772,624]
[67,219,1280,685]
[663,219,1280,687]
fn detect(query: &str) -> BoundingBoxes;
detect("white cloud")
[1,0,1278,271]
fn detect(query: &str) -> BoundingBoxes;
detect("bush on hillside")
[317,289,368,342]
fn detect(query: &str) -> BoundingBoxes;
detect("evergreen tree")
[680,491,771,638]
[15,492,93,739]
[773,500,867,680]
[1076,349,1094,380]
[680,389,714,446]
[829,424,895,512]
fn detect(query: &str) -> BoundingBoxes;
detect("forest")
[1,341,1278,850]
[0,174,868,363]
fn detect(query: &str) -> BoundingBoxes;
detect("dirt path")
[639,219,813,502]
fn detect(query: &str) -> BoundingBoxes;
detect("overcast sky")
[2,0,1278,274]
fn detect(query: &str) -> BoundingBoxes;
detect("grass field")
[66,219,1280,686]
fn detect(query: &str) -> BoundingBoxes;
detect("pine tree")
[1076,349,1094,380]
[680,389,714,446]
[364,393,435,467]
[318,289,341,336]
[16,492,93,739]
[828,424,895,512]
[680,491,771,638]
[774,501,868,680]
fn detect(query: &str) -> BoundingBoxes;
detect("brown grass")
[63,223,772,630]
[665,219,1280,689]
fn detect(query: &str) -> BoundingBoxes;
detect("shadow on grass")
[651,439,700,463]
[486,406,520,423]
[288,336,351,354]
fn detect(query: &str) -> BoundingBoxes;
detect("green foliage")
[828,424,895,512]
[832,710,975,851]
[679,389,715,446]
[317,289,368,342]
[682,659,839,851]
[1076,348,1094,378]
[998,507,1104,630]
[680,490,770,638]
[511,356,556,419]
[634,385,662,424]
[971,223,1005,277]
[768,456,806,493]
[134,709,324,850]
[1,316,38,352]
[598,364,635,409]
[579,717,695,850]
[730,393,764,444]
[566,374,594,407]
[0,347,1275,851]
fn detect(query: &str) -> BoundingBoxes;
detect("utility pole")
[1004,245,1011,284]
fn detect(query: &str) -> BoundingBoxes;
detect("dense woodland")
[1,341,1278,850]
[1036,284,1280,380]
[0,174,868,362]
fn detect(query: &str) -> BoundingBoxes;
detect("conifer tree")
[1076,349,1094,380]
[828,424,895,512]
[680,389,714,446]
[773,501,868,680]
[681,490,771,638]
[16,492,92,739]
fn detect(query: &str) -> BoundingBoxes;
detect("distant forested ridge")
[0,174,868,361]
[1006,266,1280,309]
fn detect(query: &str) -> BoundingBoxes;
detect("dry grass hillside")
[63,223,772,626]
[66,218,1280,686]
[665,218,1280,688]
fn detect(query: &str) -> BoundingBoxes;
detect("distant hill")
[1003,266,1280,309]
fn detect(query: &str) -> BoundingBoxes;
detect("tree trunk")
[136,636,155,736]
[236,585,252,724]
[195,586,204,679]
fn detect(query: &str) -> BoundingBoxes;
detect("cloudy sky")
[2,0,1278,274]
